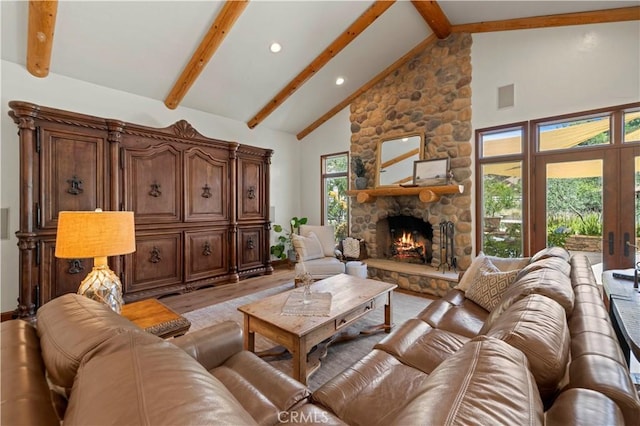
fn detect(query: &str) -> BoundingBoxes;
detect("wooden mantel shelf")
[347,184,463,203]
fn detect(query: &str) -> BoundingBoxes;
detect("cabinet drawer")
[335,300,375,330]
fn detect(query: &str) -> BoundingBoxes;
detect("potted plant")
[270,216,308,261]
[483,180,517,232]
[352,157,367,190]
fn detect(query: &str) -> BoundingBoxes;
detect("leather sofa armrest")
[172,320,243,370]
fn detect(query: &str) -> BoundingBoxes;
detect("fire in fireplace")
[376,216,433,264]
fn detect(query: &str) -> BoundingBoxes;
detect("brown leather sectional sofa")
[2,250,639,425]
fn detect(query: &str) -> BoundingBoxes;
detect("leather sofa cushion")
[1,321,60,426]
[530,246,571,262]
[570,255,598,287]
[483,294,570,402]
[545,388,624,426]
[567,354,640,426]
[390,336,544,426]
[417,293,488,337]
[211,351,310,425]
[64,329,256,426]
[483,267,574,330]
[312,349,431,425]
[374,318,469,374]
[515,256,571,280]
[36,294,143,390]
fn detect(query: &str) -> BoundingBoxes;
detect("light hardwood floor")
[161,267,296,314]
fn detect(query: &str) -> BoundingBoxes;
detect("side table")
[601,270,640,367]
[122,299,191,339]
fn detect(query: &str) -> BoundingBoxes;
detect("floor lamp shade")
[56,210,135,313]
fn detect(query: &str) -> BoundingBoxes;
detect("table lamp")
[55,209,135,313]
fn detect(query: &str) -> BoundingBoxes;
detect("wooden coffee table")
[238,273,397,384]
[122,298,191,339]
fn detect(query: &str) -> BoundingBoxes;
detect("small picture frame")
[413,158,450,186]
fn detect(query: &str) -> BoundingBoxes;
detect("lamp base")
[77,264,123,314]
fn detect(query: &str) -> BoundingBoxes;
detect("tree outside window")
[321,152,349,241]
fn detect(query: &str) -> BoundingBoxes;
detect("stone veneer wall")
[350,33,473,273]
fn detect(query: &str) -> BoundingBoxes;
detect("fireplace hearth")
[376,216,433,265]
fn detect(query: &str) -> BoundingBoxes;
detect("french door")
[534,143,639,270]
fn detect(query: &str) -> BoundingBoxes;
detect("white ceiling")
[1,1,637,136]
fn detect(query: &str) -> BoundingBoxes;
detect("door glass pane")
[324,177,348,240]
[624,109,640,143]
[538,114,610,152]
[546,159,603,266]
[481,161,523,257]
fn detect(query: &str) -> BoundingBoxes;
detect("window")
[476,125,526,257]
[321,152,349,241]
[476,102,640,269]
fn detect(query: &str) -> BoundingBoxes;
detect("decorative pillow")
[291,232,323,261]
[486,255,531,272]
[456,253,496,292]
[465,268,519,312]
[300,225,336,257]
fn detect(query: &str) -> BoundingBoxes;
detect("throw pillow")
[291,232,324,261]
[300,225,336,257]
[456,253,493,292]
[466,268,519,312]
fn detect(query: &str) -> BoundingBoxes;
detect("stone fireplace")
[348,33,473,297]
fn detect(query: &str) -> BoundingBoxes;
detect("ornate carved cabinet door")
[237,156,266,221]
[184,229,229,282]
[40,237,94,300]
[124,231,183,300]
[184,148,229,222]
[40,128,106,228]
[123,144,181,224]
[237,226,265,272]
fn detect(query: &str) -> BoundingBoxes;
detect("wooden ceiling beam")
[247,0,396,130]
[27,0,58,78]
[165,1,248,110]
[452,6,640,34]
[297,34,437,140]
[298,6,639,140]
[411,1,451,39]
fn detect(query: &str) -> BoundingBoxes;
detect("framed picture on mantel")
[413,158,449,186]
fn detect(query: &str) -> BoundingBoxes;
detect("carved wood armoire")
[9,101,273,318]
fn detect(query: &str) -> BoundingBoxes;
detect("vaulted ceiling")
[2,1,638,139]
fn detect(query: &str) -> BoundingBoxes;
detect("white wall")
[297,108,351,226]
[472,21,640,129]
[0,60,300,312]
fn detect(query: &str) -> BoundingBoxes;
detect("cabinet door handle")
[247,237,255,250]
[149,246,161,263]
[66,175,84,195]
[149,182,161,197]
[201,184,212,198]
[202,241,212,256]
[67,259,84,274]
[247,186,256,199]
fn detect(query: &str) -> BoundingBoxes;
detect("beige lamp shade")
[55,210,136,258]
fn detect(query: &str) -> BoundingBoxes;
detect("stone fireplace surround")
[348,33,472,297]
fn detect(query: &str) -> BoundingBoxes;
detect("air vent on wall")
[498,84,515,109]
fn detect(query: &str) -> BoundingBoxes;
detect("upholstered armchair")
[292,225,345,280]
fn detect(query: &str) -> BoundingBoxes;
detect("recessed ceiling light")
[335,77,345,86]
[269,42,282,53]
